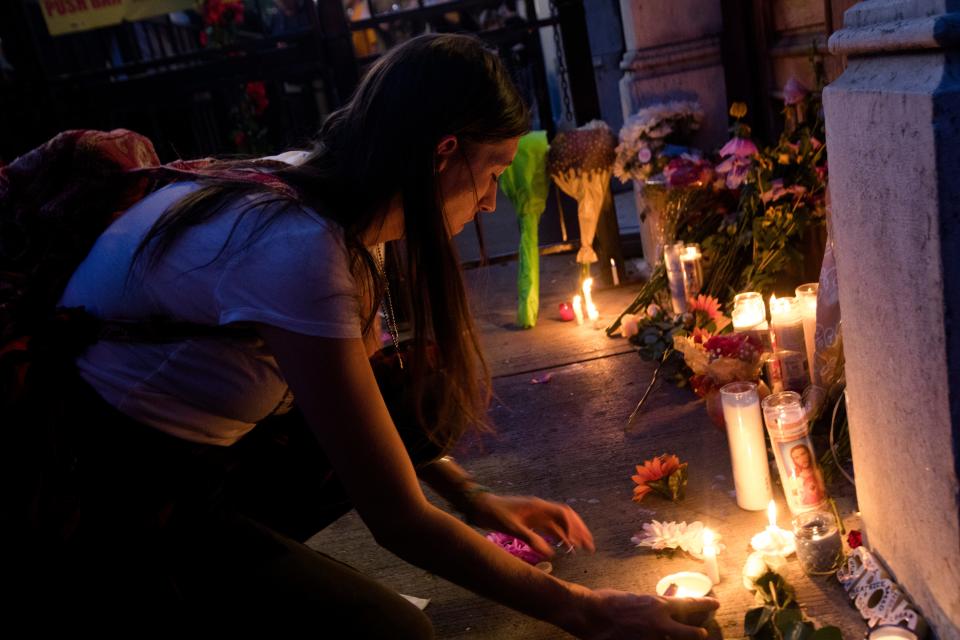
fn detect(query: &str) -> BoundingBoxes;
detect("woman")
[46,34,716,637]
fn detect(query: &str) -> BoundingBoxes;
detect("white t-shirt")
[59,181,362,446]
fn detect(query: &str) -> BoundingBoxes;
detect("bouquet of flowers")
[613,100,703,183]
[674,331,765,428]
[197,0,245,48]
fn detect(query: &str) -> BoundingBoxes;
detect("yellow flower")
[729,102,748,119]
[778,153,791,165]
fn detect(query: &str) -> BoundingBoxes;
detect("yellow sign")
[39,0,197,36]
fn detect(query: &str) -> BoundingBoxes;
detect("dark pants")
[7,357,437,637]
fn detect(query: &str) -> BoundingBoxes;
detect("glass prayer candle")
[680,243,703,300]
[773,350,809,393]
[792,509,842,575]
[663,242,687,314]
[795,283,818,384]
[762,391,828,514]
[719,381,773,511]
[732,292,771,349]
[769,295,806,354]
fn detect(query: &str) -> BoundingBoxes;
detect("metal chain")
[548,0,574,123]
[375,244,404,369]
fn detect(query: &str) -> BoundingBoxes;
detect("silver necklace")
[374,244,404,369]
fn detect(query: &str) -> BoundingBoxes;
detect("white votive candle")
[795,283,818,384]
[702,528,720,585]
[719,381,773,511]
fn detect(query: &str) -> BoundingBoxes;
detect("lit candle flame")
[572,295,584,325]
[582,278,599,321]
[703,528,715,549]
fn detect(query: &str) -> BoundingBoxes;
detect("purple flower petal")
[486,532,546,564]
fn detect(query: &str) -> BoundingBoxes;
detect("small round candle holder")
[791,509,843,575]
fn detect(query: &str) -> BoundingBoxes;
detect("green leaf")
[744,606,774,637]
[667,463,688,501]
[775,610,811,640]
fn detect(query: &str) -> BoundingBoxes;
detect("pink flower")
[783,76,810,106]
[760,179,808,204]
[703,333,762,363]
[645,303,661,318]
[716,155,753,189]
[486,532,545,564]
[719,137,759,158]
[637,147,653,164]
[664,157,715,187]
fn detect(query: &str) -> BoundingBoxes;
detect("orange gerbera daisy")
[631,453,682,502]
[687,295,722,321]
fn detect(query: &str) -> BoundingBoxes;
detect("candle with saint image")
[572,295,584,325]
[719,381,773,511]
[795,283,818,383]
[582,278,599,321]
[769,295,807,361]
[702,528,720,584]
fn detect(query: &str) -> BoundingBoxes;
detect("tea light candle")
[572,295,584,325]
[655,571,713,598]
[769,295,806,355]
[719,382,773,511]
[868,627,920,640]
[792,509,842,575]
[795,283,818,384]
[664,242,687,314]
[702,528,720,585]
[750,500,796,557]
[680,243,703,299]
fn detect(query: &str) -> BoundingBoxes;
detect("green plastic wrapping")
[499,131,549,328]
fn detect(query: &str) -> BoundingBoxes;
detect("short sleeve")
[214,212,363,339]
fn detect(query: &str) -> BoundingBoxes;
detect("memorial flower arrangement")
[611,73,829,332]
[613,101,704,182]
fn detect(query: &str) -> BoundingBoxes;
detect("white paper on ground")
[399,594,430,610]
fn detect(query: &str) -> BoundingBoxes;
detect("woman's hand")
[569,588,718,640]
[467,493,595,558]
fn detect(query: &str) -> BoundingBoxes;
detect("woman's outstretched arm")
[257,323,716,640]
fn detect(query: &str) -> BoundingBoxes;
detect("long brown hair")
[132,34,530,450]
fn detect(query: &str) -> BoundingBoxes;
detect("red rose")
[847,530,862,549]
[246,81,269,115]
[703,333,762,363]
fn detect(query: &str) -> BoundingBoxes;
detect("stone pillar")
[617,0,728,264]
[823,2,960,636]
